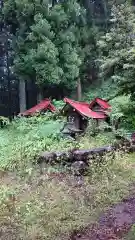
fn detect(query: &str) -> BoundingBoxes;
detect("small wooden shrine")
[89,97,111,112]
[19,99,56,116]
[62,98,108,136]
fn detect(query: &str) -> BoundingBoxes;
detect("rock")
[71,161,86,175]
[38,152,56,164]
[73,150,90,161]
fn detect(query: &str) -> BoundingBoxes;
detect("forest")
[0,0,131,115]
[0,0,135,126]
[1,0,135,240]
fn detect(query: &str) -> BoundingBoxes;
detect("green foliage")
[126,224,135,240]
[0,120,69,170]
[97,2,135,99]
[84,80,118,101]
[0,116,10,128]
[52,99,65,109]
[109,95,130,121]
[83,1,135,133]
[3,0,94,92]
[0,113,116,171]
[14,116,63,135]
[109,95,135,130]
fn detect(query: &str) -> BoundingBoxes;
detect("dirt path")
[70,197,135,240]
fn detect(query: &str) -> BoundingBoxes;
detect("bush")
[0,113,116,172]
[0,116,9,128]
[52,100,65,109]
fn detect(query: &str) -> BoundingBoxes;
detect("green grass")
[0,117,135,239]
[0,117,116,171]
[126,224,135,239]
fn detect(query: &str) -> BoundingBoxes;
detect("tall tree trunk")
[77,78,82,101]
[81,0,95,26]
[102,0,108,29]
[52,0,57,6]
[37,89,43,103]
[19,80,26,113]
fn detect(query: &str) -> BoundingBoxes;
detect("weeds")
[0,117,115,171]
[126,224,135,240]
[0,151,134,239]
[0,118,135,239]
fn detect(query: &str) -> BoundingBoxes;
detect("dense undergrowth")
[0,110,135,239]
[0,114,116,172]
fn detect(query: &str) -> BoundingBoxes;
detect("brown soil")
[70,197,135,240]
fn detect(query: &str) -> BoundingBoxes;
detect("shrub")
[0,116,9,128]
[52,99,65,109]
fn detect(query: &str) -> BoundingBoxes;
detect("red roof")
[63,98,107,119]
[89,98,111,110]
[21,99,56,116]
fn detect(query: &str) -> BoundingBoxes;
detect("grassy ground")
[0,118,135,239]
[0,152,135,239]
[126,224,135,240]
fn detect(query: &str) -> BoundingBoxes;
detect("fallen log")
[38,151,73,164]
[73,145,114,161]
[38,138,135,165]
[37,138,135,176]
[38,145,115,164]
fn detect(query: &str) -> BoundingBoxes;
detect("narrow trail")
[70,196,135,240]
